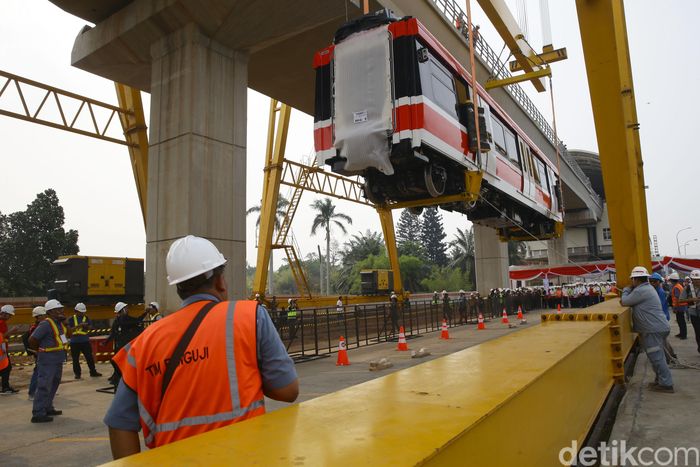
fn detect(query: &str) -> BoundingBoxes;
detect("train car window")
[536,158,548,190]
[491,117,506,155]
[528,148,541,185]
[505,131,518,166]
[428,56,458,119]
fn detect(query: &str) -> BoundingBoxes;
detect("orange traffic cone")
[336,336,350,366]
[397,326,409,351]
[501,308,509,324]
[477,313,486,330]
[440,319,450,339]
[517,306,524,320]
[557,303,562,314]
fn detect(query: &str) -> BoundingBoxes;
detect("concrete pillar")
[473,224,509,293]
[547,228,569,265]
[145,24,248,312]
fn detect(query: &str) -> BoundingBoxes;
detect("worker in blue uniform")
[649,273,670,321]
[68,302,102,379]
[28,299,69,423]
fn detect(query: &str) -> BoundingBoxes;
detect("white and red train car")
[313,12,563,240]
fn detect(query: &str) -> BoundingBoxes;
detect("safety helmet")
[255,293,260,298]
[629,266,650,278]
[0,304,15,315]
[433,291,438,294]
[442,290,447,294]
[32,306,46,317]
[166,235,227,286]
[459,289,465,294]
[288,298,293,304]
[75,302,87,313]
[44,299,63,312]
[649,272,663,282]
[114,302,128,313]
[690,270,700,280]
[149,301,160,310]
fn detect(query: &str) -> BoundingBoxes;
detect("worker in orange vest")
[104,235,299,459]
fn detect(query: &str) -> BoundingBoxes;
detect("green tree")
[449,227,475,288]
[396,209,422,246]
[0,189,79,296]
[419,207,448,266]
[310,198,352,295]
[336,230,385,293]
[246,195,289,295]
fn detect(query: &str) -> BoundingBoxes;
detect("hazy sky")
[1,0,698,270]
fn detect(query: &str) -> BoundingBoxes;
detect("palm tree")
[449,227,475,288]
[246,196,290,295]
[310,198,352,295]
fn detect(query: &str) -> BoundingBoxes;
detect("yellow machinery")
[49,255,144,306]
[360,269,394,295]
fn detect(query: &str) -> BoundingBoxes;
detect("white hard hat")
[690,270,700,280]
[149,301,160,310]
[32,306,46,317]
[288,298,293,304]
[44,299,63,312]
[115,302,128,313]
[75,302,87,313]
[442,290,447,294]
[459,290,465,294]
[166,235,227,286]
[1,304,15,315]
[255,293,260,298]
[629,266,649,278]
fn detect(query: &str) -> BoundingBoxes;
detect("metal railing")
[427,0,603,209]
[269,295,544,361]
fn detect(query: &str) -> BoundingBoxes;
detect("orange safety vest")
[0,333,8,371]
[113,300,265,449]
[672,283,687,308]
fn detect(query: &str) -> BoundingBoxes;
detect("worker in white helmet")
[146,302,162,322]
[621,266,674,392]
[68,303,102,380]
[27,300,69,421]
[22,306,47,400]
[679,269,700,354]
[104,235,298,459]
[0,304,15,339]
[667,272,688,340]
[103,302,146,386]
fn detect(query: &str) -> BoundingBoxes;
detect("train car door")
[519,140,535,201]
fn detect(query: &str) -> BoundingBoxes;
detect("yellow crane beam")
[576,0,651,280]
[476,0,549,92]
[114,83,149,226]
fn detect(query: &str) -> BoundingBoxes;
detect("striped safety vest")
[71,314,89,335]
[42,318,68,352]
[113,300,265,449]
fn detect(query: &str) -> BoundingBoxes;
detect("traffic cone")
[477,313,486,330]
[440,319,450,339]
[557,303,562,314]
[501,308,509,324]
[397,326,409,351]
[336,336,350,366]
[517,306,524,320]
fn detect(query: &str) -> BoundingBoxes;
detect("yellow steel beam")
[576,0,651,281]
[485,66,552,90]
[376,206,403,294]
[476,0,548,92]
[509,46,568,72]
[114,84,149,226]
[280,159,371,206]
[104,299,634,466]
[0,70,132,147]
[252,101,291,296]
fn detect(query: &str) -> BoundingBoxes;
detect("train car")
[313,11,563,240]
[48,255,144,306]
